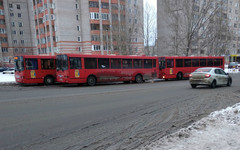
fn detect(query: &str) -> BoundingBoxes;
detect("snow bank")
[141,103,240,150]
[0,73,16,83]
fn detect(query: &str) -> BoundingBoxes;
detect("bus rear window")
[195,68,211,72]
[14,56,24,71]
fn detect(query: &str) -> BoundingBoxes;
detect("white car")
[3,68,15,74]
[189,67,232,88]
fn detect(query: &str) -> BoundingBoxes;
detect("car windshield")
[194,68,212,72]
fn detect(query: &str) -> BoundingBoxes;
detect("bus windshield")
[14,56,24,71]
[56,55,68,71]
[159,57,166,69]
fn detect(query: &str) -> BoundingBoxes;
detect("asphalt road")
[0,74,240,150]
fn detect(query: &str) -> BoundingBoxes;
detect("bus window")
[98,58,109,69]
[69,57,82,69]
[85,58,97,69]
[111,59,121,69]
[192,59,199,67]
[26,59,38,70]
[207,59,213,66]
[184,59,191,67]
[176,59,183,67]
[166,59,174,68]
[214,59,221,66]
[41,59,55,70]
[144,59,153,68]
[200,59,206,67]
[123,59,132,69]
[133,59,143,68]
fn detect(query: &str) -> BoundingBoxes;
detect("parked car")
[0,67,8,72]
[228,62,239,69]
[189,67,232,88]
[3,68,15,74]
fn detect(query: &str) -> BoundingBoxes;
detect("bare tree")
[144,1,157,56]
[161,0,231,56]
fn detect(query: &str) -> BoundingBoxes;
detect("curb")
[0,82,17,86]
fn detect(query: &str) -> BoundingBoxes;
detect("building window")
[22,48,26,52]
[17,4,21,9]
[101,3,109,9]
[10,13,14,16]
[2,48,8,52]
[0,28,6,33]
[92,45,101,51]
[76,4,79,9]
[90,12,99,20]
[79,47,82,52]
[18,13,22,18]
[20,31,24,35]
[13,40,17,44]
[14,48,19,52]
[19,22,23,27]
[21,40,24,44]
[12,22,15,27]
[102,13,109,20]
[89,1,99,8]
[76,15,79,20]
[0,10,4,15]
[12,30,17,35]
[78,36,81,42]
[77,26,80,31]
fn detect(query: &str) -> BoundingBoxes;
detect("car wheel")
[210,80,216,88]
[135,74,143,83]
[87,76,96,86]
[191,84,197,88]
[227,78,232,86]
[44,76,54,85]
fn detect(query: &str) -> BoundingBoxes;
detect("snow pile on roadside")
[0,73,16,83]
[141,103,240,150]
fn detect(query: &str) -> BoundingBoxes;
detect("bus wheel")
[177,72,183,80]
[135,74,143,83]
[87,76,96,86]
[44,76,54,85]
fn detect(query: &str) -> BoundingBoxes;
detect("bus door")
[110,58,122,81]
[40,58,56,77]
[166,59,174,76]
[24,58,40,80]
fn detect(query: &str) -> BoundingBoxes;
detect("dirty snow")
[140,103,240,150]
[0,72,15,83]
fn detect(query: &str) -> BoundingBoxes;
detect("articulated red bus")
[56,54,158,85]
[14,55,56,85]
[158,56,225,80]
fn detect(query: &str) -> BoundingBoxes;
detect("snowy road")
[0,73,240,149]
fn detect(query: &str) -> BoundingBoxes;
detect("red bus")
[14,55,56,85]
[158,56,225,80]
[56,54,158,86]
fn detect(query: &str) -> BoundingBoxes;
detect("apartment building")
[0,0,143,66]
[0,0,35,67]
[157,0,240,56]
[33,0,144,55]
